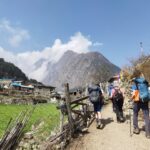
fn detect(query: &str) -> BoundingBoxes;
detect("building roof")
[34,84,55,89]
[11,82,22,87]
[11,82,34,89]
[0,79,13,81]
[21,85,34,89]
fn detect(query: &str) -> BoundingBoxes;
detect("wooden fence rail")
[45,83,94,150]
[0,107,35,150]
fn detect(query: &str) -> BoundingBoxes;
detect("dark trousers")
[113,99,124,121]
[133,101,150,135]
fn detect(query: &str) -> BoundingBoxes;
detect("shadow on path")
[100,117,114,129]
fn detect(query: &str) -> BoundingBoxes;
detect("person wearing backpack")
[131,69,150,139]
[108,84,116,113]
[110,85,124,123]
[88,83,104,129]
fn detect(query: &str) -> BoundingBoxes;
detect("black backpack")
[113,89,123,101]
[88,85,102,103]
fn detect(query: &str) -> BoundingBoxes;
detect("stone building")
[34,84,56,98]
[0,79,12,88]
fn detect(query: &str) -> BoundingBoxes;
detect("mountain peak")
[43,50,120,89]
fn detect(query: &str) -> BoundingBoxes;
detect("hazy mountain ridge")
[0,58,28,81]
[0,50,120,88]
[43,50,120,89]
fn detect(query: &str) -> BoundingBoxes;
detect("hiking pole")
[129,108,132,137]
[128,100,133,137]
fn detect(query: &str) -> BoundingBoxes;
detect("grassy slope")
[0,104,60,139]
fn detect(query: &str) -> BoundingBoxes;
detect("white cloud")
[93,42,103,46]
[0,32,101,82]
[0,47,17,63]
[0,19,30,47]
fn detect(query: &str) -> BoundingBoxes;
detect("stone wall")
[16,132,40,150]
[0,86,57,104]
[34,87,54,98]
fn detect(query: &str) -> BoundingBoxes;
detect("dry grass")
[121,54,150,82]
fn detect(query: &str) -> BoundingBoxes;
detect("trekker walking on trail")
[131,69,150,139]
[110,85,124,123]
[108,84,116,112]
[88,83,104,129]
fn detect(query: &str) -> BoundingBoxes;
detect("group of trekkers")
[88,69,150,139]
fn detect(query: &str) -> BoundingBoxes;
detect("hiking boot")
[96,119,102,129]
[133,128,140,134]
[119,117,124,122]
[146,133,150,139]
[146,135,150,139]
[117,120,121,123]
[117,117,121,123]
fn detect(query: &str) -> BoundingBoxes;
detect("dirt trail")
[68,102,150,150]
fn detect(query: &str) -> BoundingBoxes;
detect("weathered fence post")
[64,83,74,136]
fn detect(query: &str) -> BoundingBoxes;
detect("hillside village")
[0,78,58,104]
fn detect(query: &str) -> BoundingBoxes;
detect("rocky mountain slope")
[43,50,120,89]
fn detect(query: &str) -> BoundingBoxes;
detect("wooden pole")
[64,83,74,136]
[71,96,89,104]
[60,112,64,133]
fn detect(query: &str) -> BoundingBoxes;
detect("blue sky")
[0,0,150,72]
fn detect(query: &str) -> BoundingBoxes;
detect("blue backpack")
[88,84,101,103]
[134,78,150,102]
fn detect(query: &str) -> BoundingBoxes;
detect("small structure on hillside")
[10,81,23,90]
[0,79,13,94]
[10,81,34,94]
[0,78,57,104]
[34,84,56,98]
[0,79,12,89]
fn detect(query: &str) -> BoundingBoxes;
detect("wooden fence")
[0,107,35,150]
[0,83,95,150]
[45,83,94,150]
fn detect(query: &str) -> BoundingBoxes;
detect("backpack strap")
[135,82,139,90]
